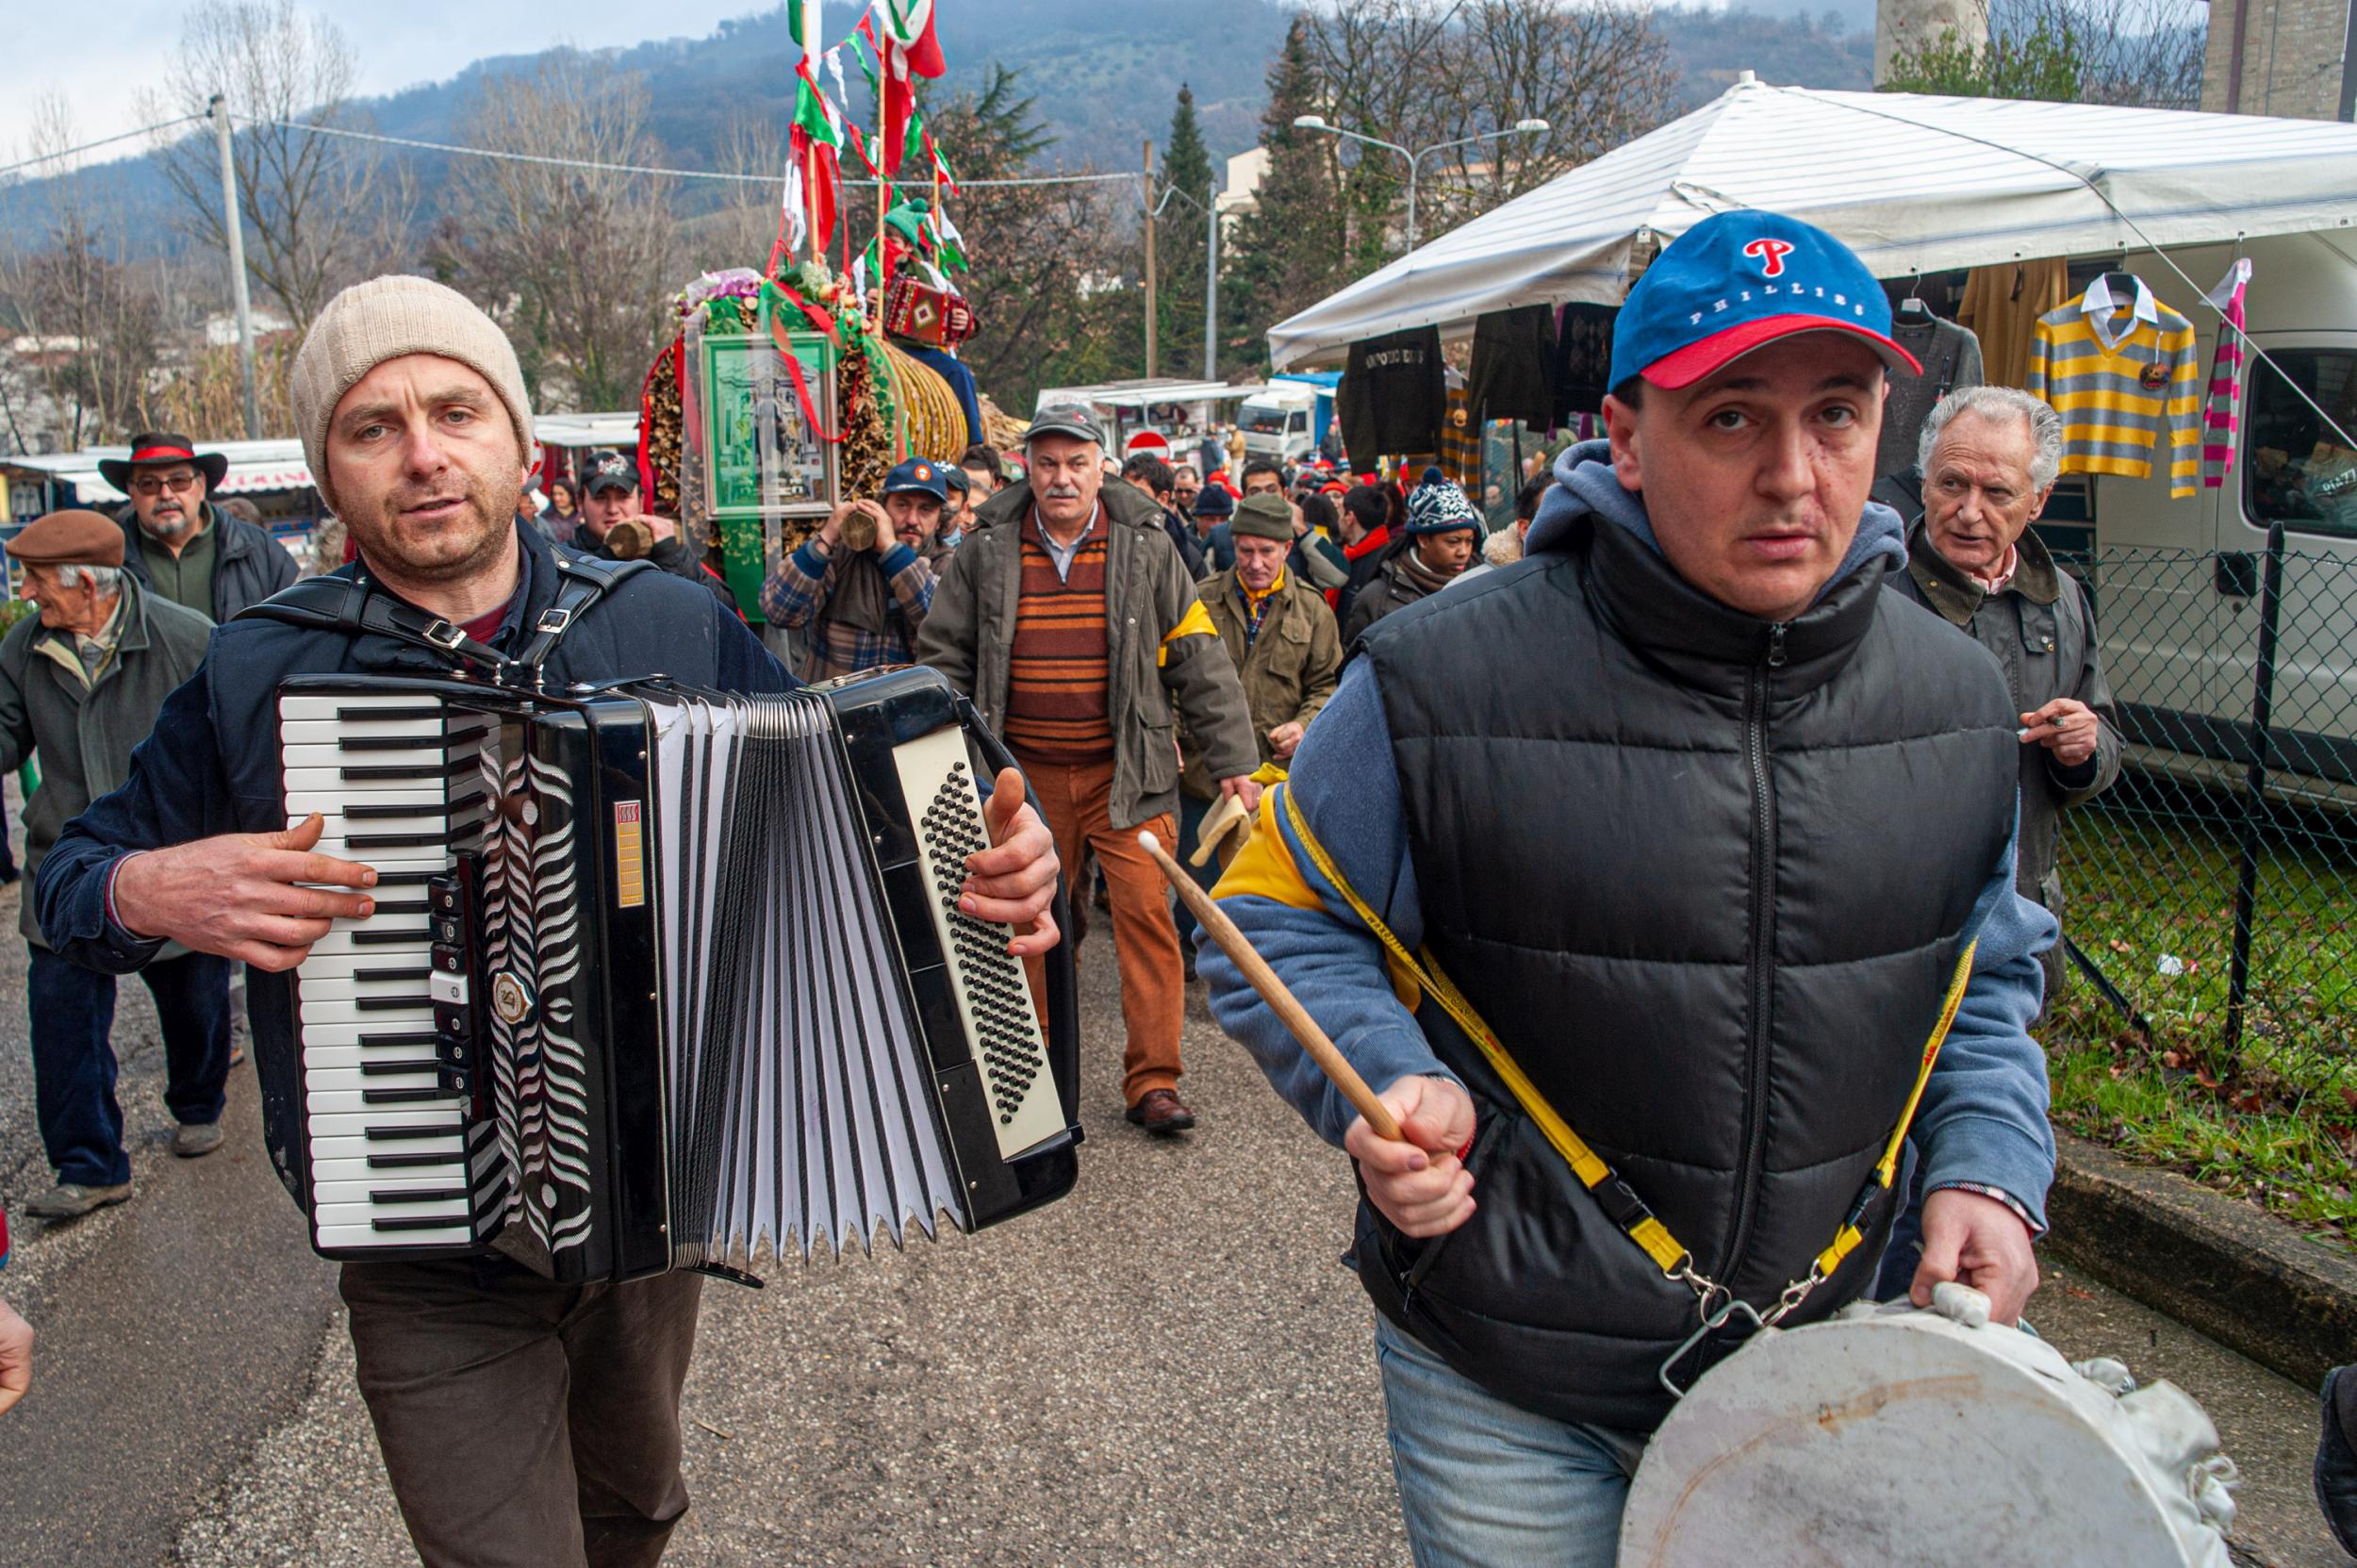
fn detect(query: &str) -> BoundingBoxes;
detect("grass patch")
[2046,773,2357,1249]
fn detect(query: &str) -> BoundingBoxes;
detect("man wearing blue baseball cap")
[761,456,955,681]
[1204,211,2058,1564]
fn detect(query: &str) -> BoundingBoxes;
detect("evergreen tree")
[1156,84,1214,375]
[1222,21,1344,374]
[929,64,1135,405]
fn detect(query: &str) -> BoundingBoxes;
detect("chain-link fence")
[2052,525,2357,1099]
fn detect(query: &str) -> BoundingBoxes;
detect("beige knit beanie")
[290,275,535,518]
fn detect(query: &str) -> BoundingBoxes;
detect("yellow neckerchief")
[1240,565,1287,606]
[1237,566,1287,647]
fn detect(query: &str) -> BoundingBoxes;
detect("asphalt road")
[1,885,2350,1566]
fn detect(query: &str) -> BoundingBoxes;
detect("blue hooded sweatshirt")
[1202,441,2059,1236]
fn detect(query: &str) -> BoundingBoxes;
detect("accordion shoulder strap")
[234,553,652,673]
[234,574,509,667]
[511,553,651,668]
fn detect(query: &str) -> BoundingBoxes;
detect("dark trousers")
[27,944,233,1186]
[1171,791,1221,952]
[341,1256,703,1568]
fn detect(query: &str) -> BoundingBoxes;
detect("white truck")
[1237,373,1339,467]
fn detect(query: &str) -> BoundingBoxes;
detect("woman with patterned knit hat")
[1342,468,1484,645]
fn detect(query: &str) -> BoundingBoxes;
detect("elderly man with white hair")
[1,509,223,1218]
[1892,385,2121,999]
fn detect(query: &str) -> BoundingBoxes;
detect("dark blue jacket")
[38,520,790,1204]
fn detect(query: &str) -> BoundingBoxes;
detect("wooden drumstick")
[1137,830,1405,1143]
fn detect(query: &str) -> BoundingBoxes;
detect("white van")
[2045,229,2357,807]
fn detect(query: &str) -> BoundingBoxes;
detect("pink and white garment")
[2201,258,2252,488]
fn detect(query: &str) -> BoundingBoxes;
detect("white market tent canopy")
[536,411,641,449]
[1268,78,2357,368]
[1033,378,1257,412]
[8,438,315,505]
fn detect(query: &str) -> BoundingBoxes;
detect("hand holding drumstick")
[1138,832,1478,1238]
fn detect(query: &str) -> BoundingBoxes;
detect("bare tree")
[0,96,169,451]
[680,111,793,276]
[2002,0,2205,107]
[430,54,679,412]
[1302,0,1677,255]
[144,0,413,335]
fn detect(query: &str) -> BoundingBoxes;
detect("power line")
[0,114,206,179]
[237,114,1141,190]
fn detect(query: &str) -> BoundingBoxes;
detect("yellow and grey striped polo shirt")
[2027,289,2202,498]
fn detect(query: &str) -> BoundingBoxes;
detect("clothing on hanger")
[1551,303,1619,421]
[1339,326,1448,465]
[2200,258,2253,489]
[2028,277,2202,498]
[1876,313,1984,478]
[1958,258,2069,391]
[1467,305,1558,428]
[1439,385,1482,488]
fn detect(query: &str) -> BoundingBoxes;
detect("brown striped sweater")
[1002,516,1113,759]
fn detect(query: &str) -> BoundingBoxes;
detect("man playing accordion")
[36,276,1064,1568]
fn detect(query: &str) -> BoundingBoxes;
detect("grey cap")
[1024,404,1106,447]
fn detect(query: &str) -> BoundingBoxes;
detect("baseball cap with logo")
[882,457,949,503]
[1024,404,1107,447]
[581,449,638,496]
[1607,211,1920,393]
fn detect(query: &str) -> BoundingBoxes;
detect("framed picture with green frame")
[686,324,841,619]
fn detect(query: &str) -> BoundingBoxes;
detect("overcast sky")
[1,3,766,166]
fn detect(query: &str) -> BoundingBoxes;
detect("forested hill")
[371,0,1293,173]
[3,0,1875,253]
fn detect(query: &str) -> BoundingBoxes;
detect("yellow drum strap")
[1277,783,1975,1287]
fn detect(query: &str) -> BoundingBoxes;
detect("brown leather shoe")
[1125,1088,1196,1134]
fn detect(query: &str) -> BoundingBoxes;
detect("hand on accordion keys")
[111,813,379,972]
[965,767,1063,958]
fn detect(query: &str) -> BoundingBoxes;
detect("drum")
[1619,1284,2240,1568]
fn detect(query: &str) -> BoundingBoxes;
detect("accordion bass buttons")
[427,866,484,1096]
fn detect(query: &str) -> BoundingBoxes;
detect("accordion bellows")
[277,666,1081,1284]
[646,692,1058,1264]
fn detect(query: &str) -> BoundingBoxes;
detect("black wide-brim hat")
[99,432,230,493]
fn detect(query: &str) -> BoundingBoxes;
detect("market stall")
[1267,77,2357,370]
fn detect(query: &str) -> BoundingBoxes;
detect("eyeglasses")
[130,470,202,498]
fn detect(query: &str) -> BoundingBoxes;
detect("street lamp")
[1292,114,1550,252]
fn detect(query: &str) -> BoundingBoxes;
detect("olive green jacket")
[1180,567,1342,800]
[917,479,1258,830]
[0,578,212,947]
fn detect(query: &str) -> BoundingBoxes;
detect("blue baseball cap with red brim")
[1607,211,1920,393]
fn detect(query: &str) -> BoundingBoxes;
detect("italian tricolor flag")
[860,0,946,176]
[784,65,846,257]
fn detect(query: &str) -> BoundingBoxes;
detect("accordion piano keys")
[279,692,514,1256]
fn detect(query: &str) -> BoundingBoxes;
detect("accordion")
[274,664,1080,1284]
[883,274,977,347]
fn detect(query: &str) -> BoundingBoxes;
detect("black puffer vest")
[1355,513,2019,1432]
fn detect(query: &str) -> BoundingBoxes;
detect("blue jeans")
[27,945,234,1185]
[1172,792,1220,953]
[1376,1315,1649,1568]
